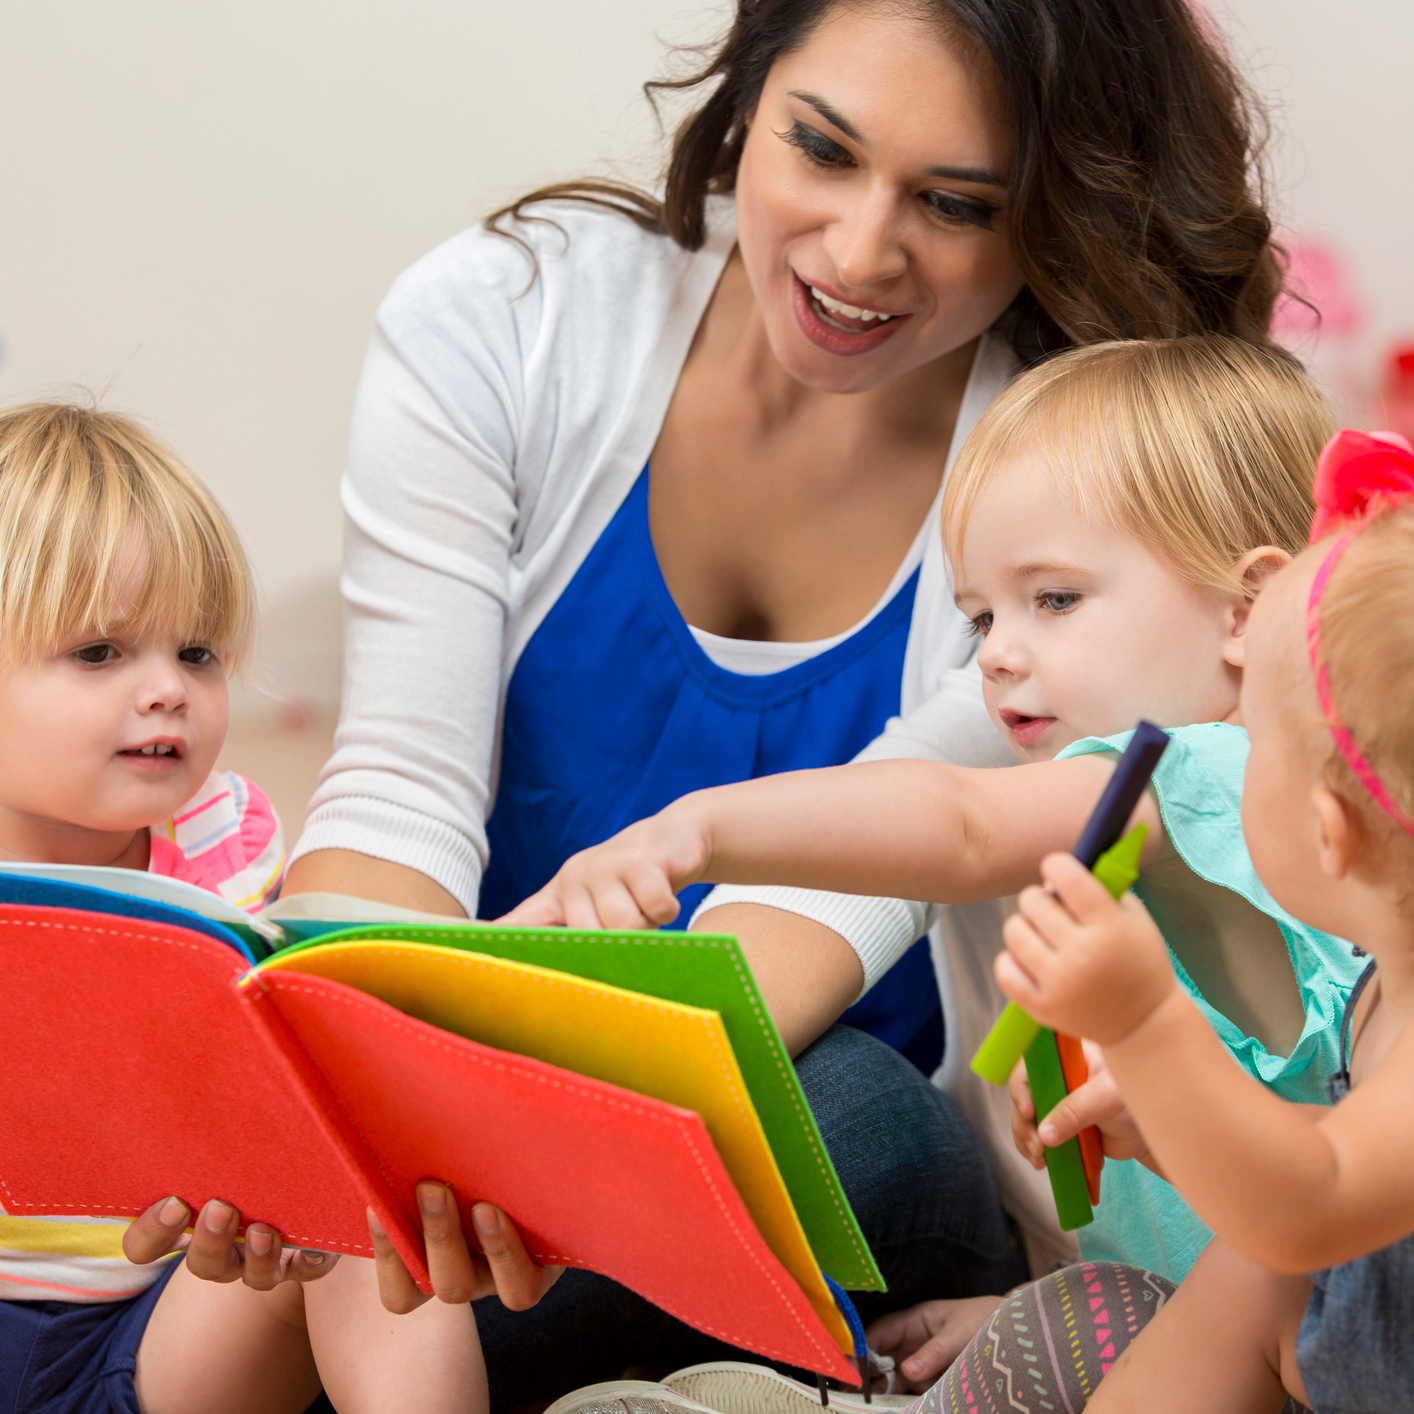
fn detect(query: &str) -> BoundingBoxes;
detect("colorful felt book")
[0,871,879,1382]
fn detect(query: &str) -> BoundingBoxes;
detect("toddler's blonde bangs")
[942,337,1336,591]
[0,404,255,667]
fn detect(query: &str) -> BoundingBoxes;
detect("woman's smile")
[790,272,910,355]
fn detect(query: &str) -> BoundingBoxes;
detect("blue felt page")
[0,874,256,963]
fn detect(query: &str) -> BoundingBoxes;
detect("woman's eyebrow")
[786,91,1006,187]
[788,90,863,143]
[924,162,1007,188]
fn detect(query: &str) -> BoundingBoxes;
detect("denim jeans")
[474,1024,1027,1410]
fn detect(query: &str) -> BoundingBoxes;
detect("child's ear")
[1313,785,1365,880]
[1221,547,1292,668]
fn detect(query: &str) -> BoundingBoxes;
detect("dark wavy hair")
[489,0,1285,361]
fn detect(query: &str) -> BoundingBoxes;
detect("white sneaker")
[543,1360,920,1414]
[544,1379,722,1414]
[665,1362,917,1414]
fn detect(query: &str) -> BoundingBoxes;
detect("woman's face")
[734,2,1025,394]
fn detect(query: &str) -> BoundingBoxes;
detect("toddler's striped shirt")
[0,771,284,1302]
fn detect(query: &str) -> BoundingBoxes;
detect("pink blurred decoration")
[1272,240,1364,341]
[1382,344,1414,446]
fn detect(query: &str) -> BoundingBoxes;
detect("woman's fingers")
[417,1182,481,1304]
[367,1208,432,1314]
[238,1223,287,1290]
[470,1202,563,1310]
[181,1200,246,1283]
[122,1195,192,1265]
[280,1248,340,1282]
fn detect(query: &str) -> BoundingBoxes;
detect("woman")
[128,0,1284,1401]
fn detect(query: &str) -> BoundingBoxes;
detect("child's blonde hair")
[1313,503,1414,834]
[0,403,255,666]
[942,336,1337,591]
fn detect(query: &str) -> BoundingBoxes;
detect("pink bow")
[1310,428,1414,543]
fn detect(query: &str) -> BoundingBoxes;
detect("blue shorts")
[0,1260,179,1414]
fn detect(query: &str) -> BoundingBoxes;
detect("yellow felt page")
[260,940,850,1352]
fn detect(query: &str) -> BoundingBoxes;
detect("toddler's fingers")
[989,944,1046,1023]
[499,890,565,927]
[558,882,613,931]
[1006,1060,1045,1168]
[593,876,670,931]
[1013,882,1082,947]
[366,1208,430,1314]
[1037,852,1121,919]
[122,1195,191,1265]
[1006,1057,1035,1119]
[624,865,683,928]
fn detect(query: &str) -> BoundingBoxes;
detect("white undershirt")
[686,522,929,675]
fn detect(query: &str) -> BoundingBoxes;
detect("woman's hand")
[501,805,713,930]
[995,853,1177,1047]
[865,1295,1004,1391]
[367,1182,563,1313]
[123,1184,563,1313]
[1007,1043,1151,1172]
[123,1196,341,1289]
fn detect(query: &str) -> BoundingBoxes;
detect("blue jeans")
[474,1024,1026,1409]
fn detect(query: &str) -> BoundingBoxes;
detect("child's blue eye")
[1038,591,1082,615]
[965,612,994,638]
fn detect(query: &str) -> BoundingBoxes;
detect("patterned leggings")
[913,1262,1307,1414]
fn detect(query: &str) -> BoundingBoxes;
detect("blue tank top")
[479,468,943,1071]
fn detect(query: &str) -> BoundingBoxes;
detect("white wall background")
[2,0,1410,721]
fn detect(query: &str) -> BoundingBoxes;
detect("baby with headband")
[1000,429,1414,1413]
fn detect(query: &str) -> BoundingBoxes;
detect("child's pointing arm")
[504,753,1144,930]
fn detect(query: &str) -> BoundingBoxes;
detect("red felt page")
[0,906,400,1260]
[254,968,854,1380]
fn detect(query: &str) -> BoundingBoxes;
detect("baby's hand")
[500,805,712,930]
[1008,1043,1151,1172]
[995,853,1177,1046]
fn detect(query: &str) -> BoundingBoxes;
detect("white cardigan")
[297,197,1016,908]
[295,199,1069,1270]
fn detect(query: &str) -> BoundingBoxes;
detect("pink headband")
[1305,428,1414,837]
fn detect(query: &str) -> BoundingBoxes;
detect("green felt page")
[270,922,883,1291]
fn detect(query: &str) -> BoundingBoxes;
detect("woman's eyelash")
[779,123,998,231]
[925,191,998,231]
[778,122,853,169]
